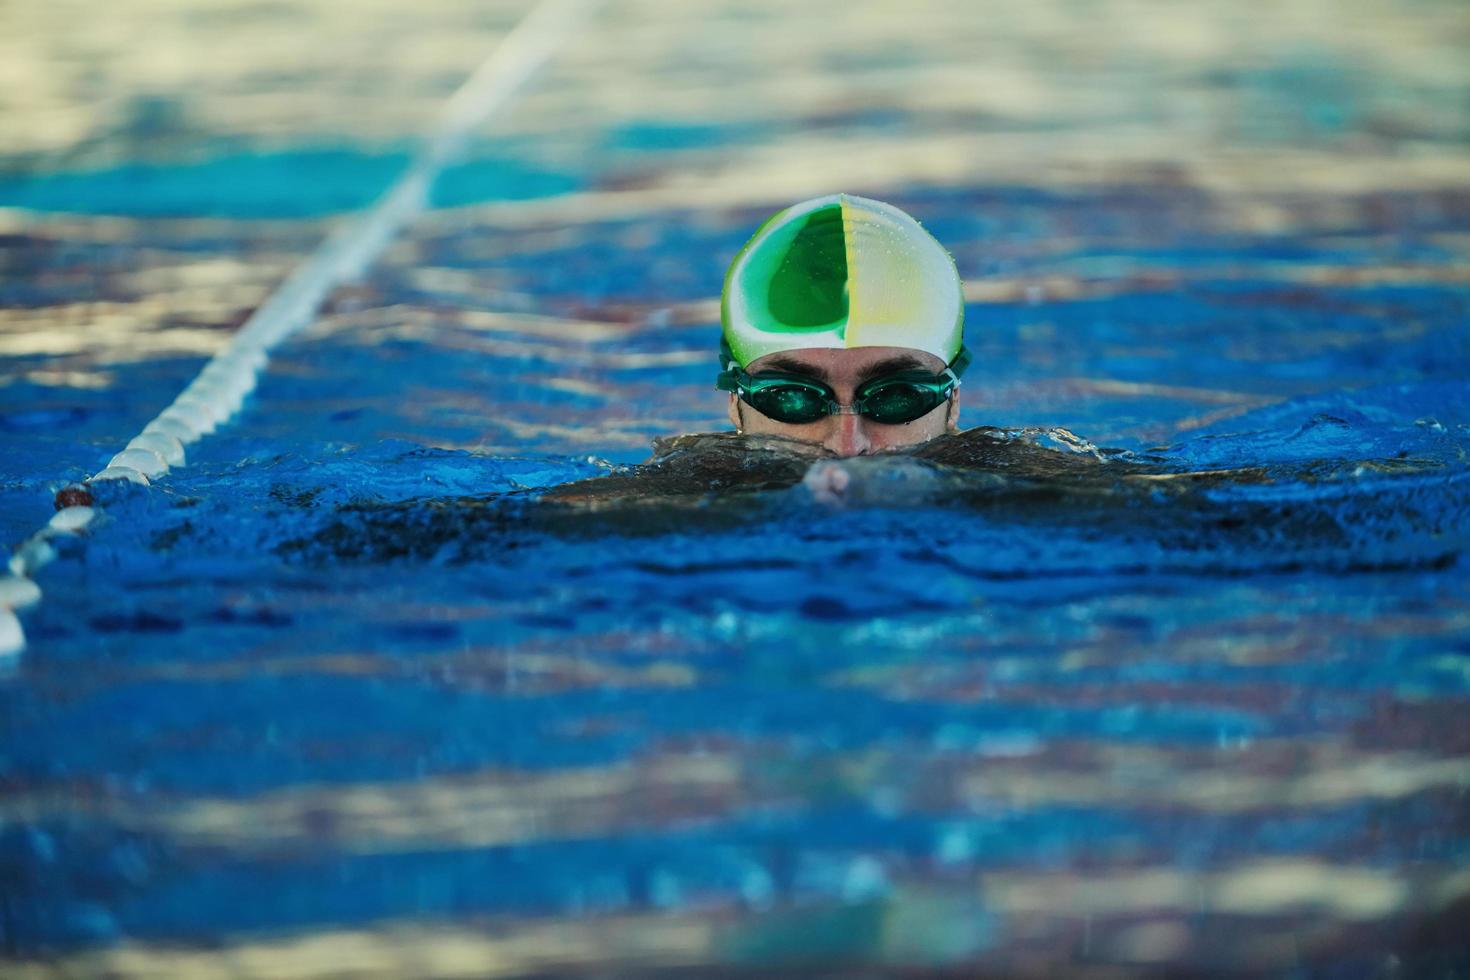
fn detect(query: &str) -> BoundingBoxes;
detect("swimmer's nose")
[824,412,872,456]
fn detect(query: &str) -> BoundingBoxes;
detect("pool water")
[3,1,1470,975]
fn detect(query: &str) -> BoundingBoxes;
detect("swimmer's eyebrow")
[858,356,927,381]
[756,355,929,382]
[759,356,831,381]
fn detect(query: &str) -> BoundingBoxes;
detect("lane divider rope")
[0,0,603,658]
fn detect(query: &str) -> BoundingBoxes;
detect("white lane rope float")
[0,0,603,658]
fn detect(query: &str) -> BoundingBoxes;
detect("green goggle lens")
[749,382,829,425]
[858,378,942,424]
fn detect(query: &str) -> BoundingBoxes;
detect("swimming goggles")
[716,341,972,426]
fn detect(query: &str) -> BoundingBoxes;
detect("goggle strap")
[718,337,742,374]
[947,345,973,381]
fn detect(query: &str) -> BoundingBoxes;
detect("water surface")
[3,0,1469,975]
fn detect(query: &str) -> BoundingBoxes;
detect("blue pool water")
[3,176,1468,975]
[0,148,580,218]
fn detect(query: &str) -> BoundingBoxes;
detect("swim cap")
[720,193,964,368]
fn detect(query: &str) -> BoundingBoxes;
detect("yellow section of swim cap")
[840,195,861,345]
[839,195,962,359]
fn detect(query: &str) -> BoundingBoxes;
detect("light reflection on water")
[3,0,1470,975]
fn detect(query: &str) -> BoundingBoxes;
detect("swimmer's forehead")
[745,345,946,382]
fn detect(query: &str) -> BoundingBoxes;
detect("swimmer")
[718,193,969,459]
[547,194,1075,507]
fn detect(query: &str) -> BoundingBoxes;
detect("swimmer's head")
[718,194,968,456]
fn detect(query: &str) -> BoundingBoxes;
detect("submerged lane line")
[0,0,603,658]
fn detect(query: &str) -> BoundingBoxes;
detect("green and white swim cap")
[721,193,964,368]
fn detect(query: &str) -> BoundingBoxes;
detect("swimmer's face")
[726,346,959,457]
